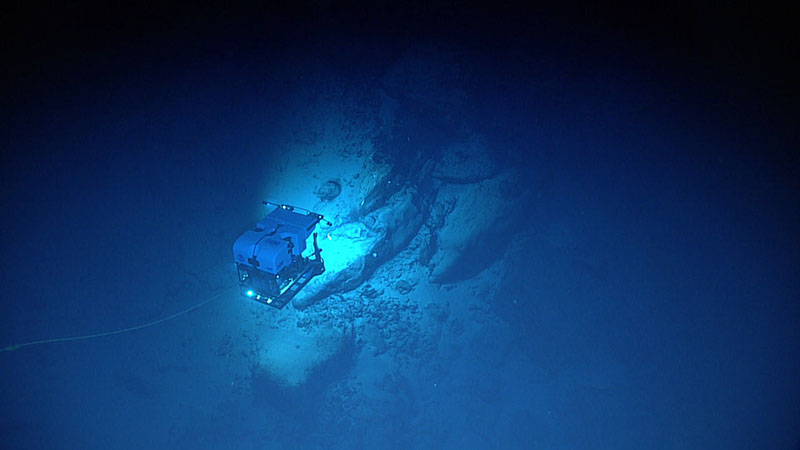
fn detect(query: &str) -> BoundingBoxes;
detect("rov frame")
[233,202,330,308]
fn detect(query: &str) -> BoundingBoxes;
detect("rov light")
[246,290,255,297]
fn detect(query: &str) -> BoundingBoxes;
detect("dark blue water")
[2,4,798,449]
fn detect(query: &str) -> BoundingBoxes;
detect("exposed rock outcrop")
[426,170,529,283]
[293,184,431,309]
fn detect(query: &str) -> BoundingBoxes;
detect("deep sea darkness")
[2,3,798,449]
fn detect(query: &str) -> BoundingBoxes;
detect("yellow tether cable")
[1,284,236,352]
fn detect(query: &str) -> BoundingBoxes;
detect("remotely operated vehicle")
[233,201,330,308]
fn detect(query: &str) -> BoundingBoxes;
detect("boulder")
[431,136,496,184]
[293,185,428,309]
[427,171,527,283]
[255,324,346,387]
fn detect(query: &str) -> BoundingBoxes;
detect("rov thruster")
[232,201,330,308]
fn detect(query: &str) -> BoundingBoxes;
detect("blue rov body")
[232,202,328,308]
